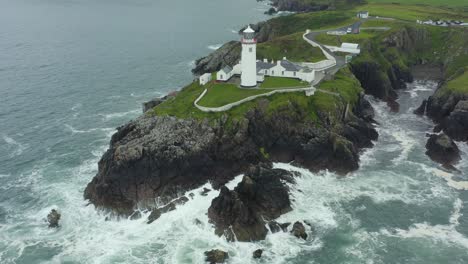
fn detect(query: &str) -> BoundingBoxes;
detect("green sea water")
[1,0,468,263]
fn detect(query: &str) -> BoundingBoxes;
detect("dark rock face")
[85,97,376,215]
[441,100,468,141]
[291,221,307,240]
[84,115,261,215]
[414,99,427,116]
[425,133,460,166]
[268,221,290,233]
[425,91,468,142]
[142,97,167,113]
[192,41,241,76]
[207,164,293,241]
[204,249,228,264]
[47,209,61,228]
[253,249,263,259]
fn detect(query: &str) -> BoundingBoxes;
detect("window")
[272,70,274,75]
[294,72,296,76]
[249,47,253,52]
[265,70,268,74]
[220,74,223,79]
[282,71,284,76]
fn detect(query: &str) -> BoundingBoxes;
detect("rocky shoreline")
[84,92,377,215]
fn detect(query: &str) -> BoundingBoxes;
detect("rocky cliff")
[84,93,377,214]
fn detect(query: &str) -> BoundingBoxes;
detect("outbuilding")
[357,11,369,19]
[199,73,212,85]
[216,66,234,81]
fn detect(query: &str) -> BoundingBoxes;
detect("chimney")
[263,58,268,63]
[277,60,281,65]
[283,57,287,60]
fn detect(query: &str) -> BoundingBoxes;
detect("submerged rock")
[207,164,293,241]
[47,209,61,228]
[425,133,460,167]
[129,211,142,220]
[253,249,263,259]
[147,209,161,224]
[204,249,228,264]
[291,221,307,240]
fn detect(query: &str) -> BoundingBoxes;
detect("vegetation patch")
[197,83,269,108]
[353,3,467,21]
[258,32,326,62]
[442,67,468,95]
[315,30,379,46]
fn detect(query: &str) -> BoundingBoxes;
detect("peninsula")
[84,0,468,245]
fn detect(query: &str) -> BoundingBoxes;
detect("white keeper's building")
[215,25,315,86]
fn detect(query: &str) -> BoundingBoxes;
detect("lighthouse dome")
[243,25,255,33]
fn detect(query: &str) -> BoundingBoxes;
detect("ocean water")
[1,1,468,264]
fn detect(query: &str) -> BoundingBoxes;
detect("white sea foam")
[207,44,222,50]
[2,135,27,157]
[64,124,115,135]
[99,109,140,121]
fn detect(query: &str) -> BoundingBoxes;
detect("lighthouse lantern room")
[240,26,257,87]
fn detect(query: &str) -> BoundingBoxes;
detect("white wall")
[199,73,212,85]
[241,42,257,87]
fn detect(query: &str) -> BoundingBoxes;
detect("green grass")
[354,3,467,21]
[444,67,468,95]
[317,67,363,108]
[258,32,326,63]
[197,82,269,108]
[367,0,468,8]
[315,30,379,46]
[263,11,358,38]
[260,77,308,88]
[361,19,403,28]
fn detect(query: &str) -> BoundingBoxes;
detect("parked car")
[346,28,352,33]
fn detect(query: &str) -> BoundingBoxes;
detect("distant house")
[325,42,360,54]
[199,73,212,85]
[216,66,234,81]
[357,11,369,19]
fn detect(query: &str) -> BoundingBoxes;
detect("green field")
[258,33,326,63]
[197,83,270,107]
[354,3,467,21]
[367,0,468,8]
[260,77,309,88]
[444,67,468,95]
[315,30,379,46]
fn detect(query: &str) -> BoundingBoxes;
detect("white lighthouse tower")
[240,25,257,87]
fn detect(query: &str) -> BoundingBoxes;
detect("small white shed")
[357,11,369,19]
[199,73,212,86]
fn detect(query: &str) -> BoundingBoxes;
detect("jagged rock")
[264,7,277,15]
[147,209,161,224]
[201,188,211,196]
[291,221,307,240]
[268,221,290,233]
[253,249,263,259]
[129,211,142,220]
[425,133,460,166]
[207,164,293,241]
[204,249,228,264]
[47,209,61,228]
[142,97,166,113]
[353,94,375,122]
[192,41,241,75]
[442,100,468,141]
[85,93,376,214]
[194,218,203,226]
[414,99,427,115]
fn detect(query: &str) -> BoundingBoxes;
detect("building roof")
[256,60,275,71]
[341,43,359,49]
[221,65,233,73]
[280,60,301,72]
[243,25,255,33]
